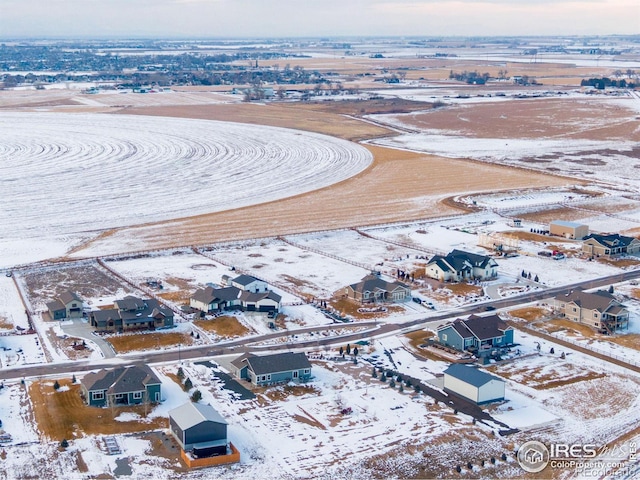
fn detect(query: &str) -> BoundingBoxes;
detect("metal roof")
[169,402,228,431]
[444,364,504,388]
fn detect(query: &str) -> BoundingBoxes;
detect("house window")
[260,375,266,382]
[304,369,310,374]
[594,313,598,318]
[293,371,298,378]
[572,307,577,312]
[133,392,143,400]
[266,374,271,381]
[115,393,124,399]
[442,334,448,341]
[92,392,104,400]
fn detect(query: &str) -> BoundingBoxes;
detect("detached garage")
[443,364,505,405]
[169,402,228,455]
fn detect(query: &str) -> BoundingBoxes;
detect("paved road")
[1,268,639,382]
[60,318,117,359]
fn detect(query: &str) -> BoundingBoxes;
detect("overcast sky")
[0,0,638,39]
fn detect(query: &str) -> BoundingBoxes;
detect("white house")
[443,364,505,404]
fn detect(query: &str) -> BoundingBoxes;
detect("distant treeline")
[580,77,637,89]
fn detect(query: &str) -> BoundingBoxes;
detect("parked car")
[553,253,566,260]
[412,297,422,304]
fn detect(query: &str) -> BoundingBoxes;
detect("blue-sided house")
[80,365,162,407]
[443,364,505,404]
[46,291,84,320]
[437,314,514,360]
[231,352,312,386]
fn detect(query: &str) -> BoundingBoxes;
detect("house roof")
[232,274,261,286]
[240,290,282,303]
[46,299,65,313]
[169,402,228,431]
[82,365,161,395]
[444,364,504,387]
[115,296,148,311]
[583,233,637,248]
[348,275,410,295]
[556,288,622,313]
[438,314,511,341]
[230,352,254,370]
[59,291,81,305]
[427,250,496,273]
[191,286,217,304]
[246,352,311,376]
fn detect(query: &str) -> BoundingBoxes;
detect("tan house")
[554,288,629,334]
[46,291,84,320]
[345,275,411,303]
[582,233,640,257]
[549,221,589,240]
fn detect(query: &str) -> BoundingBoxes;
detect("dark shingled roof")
[439,314,512,341]
[240,290,282,303]
[82,365,160,395]
[348,275,410,294]
[46,299,66,313]
[232,274,260,286]
[556,288,622,313]
[246,352,311,376]
[444,364,504,388]
[583,233,637,248]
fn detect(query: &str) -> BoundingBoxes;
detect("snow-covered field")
[0,111,372,268]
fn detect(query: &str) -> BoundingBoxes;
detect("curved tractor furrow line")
[0,112,373,247]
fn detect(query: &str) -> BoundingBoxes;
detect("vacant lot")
[193,315,252,338]
[105,331,196,353]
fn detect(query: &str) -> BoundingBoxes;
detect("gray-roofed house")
[554,287,629,334]
[231,352,312,386]
[443,364,505,404]
[46,291,84,320]
[80,364,162,407]
[345,274,411,304]
[437,314,514,359]
[425,249,498,282]
[89,295,174,332]
[190,275,281,314]
[582,233,640,258]
[169,402,229,455]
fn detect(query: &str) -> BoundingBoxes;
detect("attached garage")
[443,364,505,405]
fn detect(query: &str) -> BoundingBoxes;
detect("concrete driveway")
[61,318,117,359]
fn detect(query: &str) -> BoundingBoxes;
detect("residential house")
[554,287,629,333]
[443,364,505,404]
[344,274,411,304]
[437,314,514,359]
[549,220,589,240]
[582,233,640,257]
[425,249,498,282]
[80,364,161,407]
[231,352,312,386]
[46,291,84,320]
[190,275,281,314]
[89,295,174,332]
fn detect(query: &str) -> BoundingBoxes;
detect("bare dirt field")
[387,97,640,141]
[104,331,196,354]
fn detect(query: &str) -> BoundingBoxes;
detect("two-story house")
[554,288,629,333]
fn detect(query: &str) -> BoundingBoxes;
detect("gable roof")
[551,220,587,229]
[349,275,410,294]
[427,250,496,273]
[169,402,228,431]
[82,365,161,394]
[46,298,66,313]
[438,314,512,341]
[583,233,637,248]
[233,274,261,286]
[444,364,504,387]
[240,290,282,303]
[556,288,621,312]
[59,291,81,305]
[246,352,311,376]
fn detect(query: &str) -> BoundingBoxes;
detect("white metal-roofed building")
[169,402,228,453]
[549,220,589,240]
[443,364,505,405]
